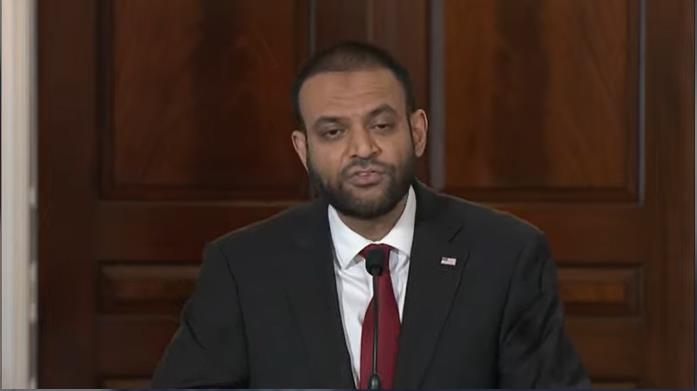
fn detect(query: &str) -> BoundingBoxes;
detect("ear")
[409,109,428,157]
[291,130,309,171]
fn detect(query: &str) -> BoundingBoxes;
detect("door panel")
[437,0,693,386]
[443,0,638,202]
[38,0,693,387]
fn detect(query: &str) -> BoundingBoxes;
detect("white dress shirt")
[328,186,416,384]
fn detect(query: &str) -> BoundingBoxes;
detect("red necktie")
[358,244,400,389]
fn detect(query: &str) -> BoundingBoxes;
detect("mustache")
[340,157,392,178]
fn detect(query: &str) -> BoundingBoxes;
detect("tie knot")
[360,243,392,257]
[360,243,392,270]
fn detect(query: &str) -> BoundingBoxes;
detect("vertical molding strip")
[639,0,647,203]
[308,0,317,55]
[693,0,696,386]
[429,0,445,190]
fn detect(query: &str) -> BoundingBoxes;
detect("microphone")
[364,249,385,390]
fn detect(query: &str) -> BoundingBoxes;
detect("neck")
[337,195,408,241]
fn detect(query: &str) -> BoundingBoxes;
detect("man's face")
[291,68,428,219]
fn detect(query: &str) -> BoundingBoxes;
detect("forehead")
[298,68,406,120]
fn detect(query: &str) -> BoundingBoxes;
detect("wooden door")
[38,0,693,387]
[435,0,694,387]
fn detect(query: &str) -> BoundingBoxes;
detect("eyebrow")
[311,103,399,130]
[311,116,344,131]
[366,103,398,119]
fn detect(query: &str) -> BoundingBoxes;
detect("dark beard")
[307,152,415,219]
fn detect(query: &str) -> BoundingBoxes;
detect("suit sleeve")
[151,241,249,388]
[498,232,591,388]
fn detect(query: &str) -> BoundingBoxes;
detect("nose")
[348,126,380,159]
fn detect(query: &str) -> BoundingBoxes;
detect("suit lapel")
[393,184,470,388]
[282,200,355,388]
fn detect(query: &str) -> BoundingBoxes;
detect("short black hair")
[291,41,416,129]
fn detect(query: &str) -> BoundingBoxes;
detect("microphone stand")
[368,273,381,390]
[364,249,385,390]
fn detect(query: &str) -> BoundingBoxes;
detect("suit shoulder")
[208,200,319,252]
[438,192,544,244]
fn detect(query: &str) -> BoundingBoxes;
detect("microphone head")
[364,249,385,276]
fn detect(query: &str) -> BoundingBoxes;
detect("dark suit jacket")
[152,183,590,388]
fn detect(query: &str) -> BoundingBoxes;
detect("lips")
[347,169,384,187]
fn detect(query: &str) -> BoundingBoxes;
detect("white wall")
[1,0,38,388]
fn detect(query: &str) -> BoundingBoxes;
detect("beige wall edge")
[2,0,38,388]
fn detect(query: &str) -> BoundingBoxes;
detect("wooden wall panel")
[314,0,429,108]
[103,0,310,200]
[38,0,693,388]
[566,318,643,382]
[95,203,648,263]
[314,0,370,46]
[96,263,642,323]
[95,202,289,261]
[97,315,178,377]
[643,0,695,386]
[99,264,198,314]
[38,0,99,386]
[87,1,434,386]
[436,0,693,387]
[442,0,638,202]
[502,206,646,263]
[558,266,641,316]
[314,0,431,181]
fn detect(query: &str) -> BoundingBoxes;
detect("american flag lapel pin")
[440,256,457,266]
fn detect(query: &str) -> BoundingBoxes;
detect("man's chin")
[320,176,410,218]
[341,184,390,204]
[344,184,387,197]
[333,192,402,219]
[336,204,394,220]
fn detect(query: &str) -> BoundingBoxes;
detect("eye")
[322,128,344,139]
[373,122,394,131]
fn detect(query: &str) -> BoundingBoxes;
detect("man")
[152,42,590,388]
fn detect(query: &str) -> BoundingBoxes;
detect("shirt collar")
[328,186,416,270]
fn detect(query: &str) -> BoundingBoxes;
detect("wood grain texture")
[643,0,695,387]
[96,202,289,262]
[441,0,639,202]
[37,0,693,388]
[558,266,641,316]
[314,0,370,48]
[437,0,693,387]
[565,317,643,381]
[99,264,199,314]
[103,0,310,200]
[314,0,429,109]
[499,205,646,263]
[38,0,99,386]
[96,201,647,263]
[97,315,178,377]
[97,263,643,318]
